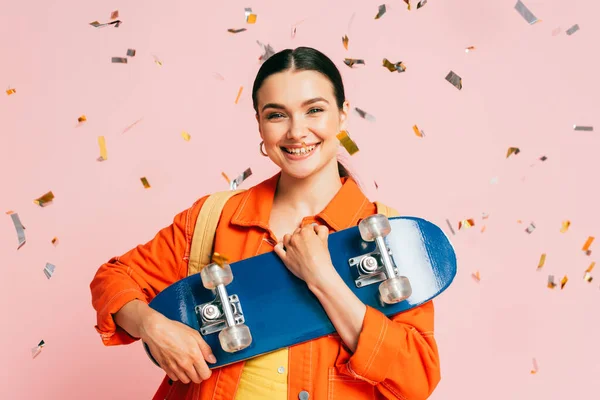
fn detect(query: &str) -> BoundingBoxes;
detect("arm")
[309,272,440,400]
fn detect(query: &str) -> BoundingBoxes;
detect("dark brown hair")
[251,47,351,178]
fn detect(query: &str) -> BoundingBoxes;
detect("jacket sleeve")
[337,301,441,400]
[89,196,208,346]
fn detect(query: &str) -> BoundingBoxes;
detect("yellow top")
[234,348,288,399]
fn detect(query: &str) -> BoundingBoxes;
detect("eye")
[267,112,284,120]
[308,107,323,114]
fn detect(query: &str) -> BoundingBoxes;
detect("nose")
[287,117,309,141]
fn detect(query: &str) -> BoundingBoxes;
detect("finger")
[273,242,286,259]
[282,233,292,247]
[185,363,204,384]
[315,224,329,240]
[194,360,213,381]
[171,366,192,384]
[194,336,217,364]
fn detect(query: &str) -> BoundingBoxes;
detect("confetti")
[110,10,119,20]
[112,57,128,64]
[153,55,163,67]
[445,71,462,90]
[585,262,595,274]
[140,177,151,189]
[97,136,107,161]
[383,59,406,73]
[213,72,225,80]
[446,219,456,235]
[412,125,425,137]
[122,118,143,134]
[245,7,257,24]
[403,0,411,10]
[582,236,595,252]
[471,271,481,282]
[229,168,253,190]
[525,222,536,234]
[78,115,87,123]
[181,131,191,141]
[257,41,275,63]
[537,253,546,270]
[490,177,499,184]
[6,88,16,95]
[222,172,231,184]
[343,58,365,68]
[44,263,55,279]
[34,191,55,207]
[228,28,247,34]
[458,219,475,230]
[89,19,122,28]
[336,130,359,155]
[291,19,306,39]
[584,272,593,282]
[32,340,45,359]
[354,108,376,122]
[465,46,476,53]
[552,27,562,36]
[417,0,428,9]
[482,213,490,220]
[375,4,387,19]
[52,237,59,246]
[506,147,520,158]
[7,212,26,249]
[514,0,539,25]
[212,252,229,267]
[573,125,593,131]
[566,24,580,36]
[342,35,349,50]
[235,86,243,104]
[127,49,136,57]
[560,220,570,233]
[374,181,379,190]
[547,275,556,289]
[531,358,539,374]
[480,225,486,233]
[560,275,568,289]
[540,155,547,161]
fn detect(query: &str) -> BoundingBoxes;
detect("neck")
[274,160,344,216]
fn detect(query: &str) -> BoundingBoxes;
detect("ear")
[339,100,350,131]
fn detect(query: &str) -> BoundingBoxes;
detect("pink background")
[1,0,598,398]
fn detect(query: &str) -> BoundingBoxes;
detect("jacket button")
[298,391,310,400]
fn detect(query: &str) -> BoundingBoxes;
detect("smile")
[280,143,321,159]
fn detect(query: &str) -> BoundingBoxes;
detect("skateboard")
[143,214,457,369]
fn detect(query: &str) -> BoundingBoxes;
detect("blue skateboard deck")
[143,216,457,369]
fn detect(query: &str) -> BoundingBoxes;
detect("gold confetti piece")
[110,10,119,20]
[44,263,55,279]
[514,0,539,25]
[228,28,247,33]
[465,46,476,53]
[412,125,424,137]
[221,172,231,184]
[560,275,568,289]
[235,86,243,104]
[78,115,87,123]
[343,58,365,68]
[506,147,520,158]
[446,219,456,235]
[342,35,349,50]
[6,88,16,95]
[34,191,55,207]
[212,252,229,267]
[181,131,191,141]
[383,58,406,73]
[531,358,539,374]
[537,254,546,270]
[354,107,376,122]
[245,7,257,24]
[585,262,595,274]
[582,236,594,252]
[525,222,536,234]
[403,0,411,10]
[547,275,556,289]
[7,212,26,249]
[584,272,593,283]
[127,49,136,57]
[112,57,128,64]
[560,220,570,233]
[481,225,486,233]
[229,167,252,190]
[257,40,275,63]
[51,237,58,246]
[458,219,475,230]
[140,177,151,189]
[471,271,481,282]
[517,220,523,224]
[337,130,359,155]
[122,117,143,134]
[375,4,387,19]
[573,125,593,131]
[445,71,462,90]
[153,55,163,67]
[566,24,580,35]
[97,136,107,161]
[89,19,122,28]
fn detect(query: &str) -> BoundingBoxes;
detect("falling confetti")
[181,131,191,141]
[228,28,247,34]
[525,222,536,234]
[140,177,151,189]
[465,46,476,53]
[458,219,475,230]
[540,155,548,161]
[417,0,428,9]
[127,49,136,57]
[403,0,411,10]
[412,125,425,138]
[552,27,562,36]
[506,147,521,158]
[78,115,87,123]
[582,236,595,253]
[446,219,456,235]
[337,130,359,155]
[471,271,481,282]
[122,118,143,134]
[531,358,539,374]
[560,275,568,289]
[584,262,595,283]
[32,340,45,359]
[374,181,379,190]
[560,220,571,233]
[566,24,580,35]
[110,10,119,20]
[383,59,406,73]
[89,19,121,28]
[375,4,387,19]
[153,55,163,67]
[537,253,546,270]
[547,275,556,289]
[112,57,128,64]
[44,263,55,279]
[245,7,257,24]
[573,125,593,131]
[52,237,59,246]
[514,0,539,25]
[229,168,253,190]
[480,225,486,233]
[354,108,376,122]
[6,88,16,95]
[212,252,229,267]
[343,58,365,68]
[342,35,349,50]
[235,86,243,104]
[291,19,306,39]
[257,41,275,63]
[445,71,462,90]
[7,211,26,249]
[97,136,107,161]
[34,192,55,207]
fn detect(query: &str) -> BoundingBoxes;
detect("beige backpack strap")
[188,189,245,276]
[375,201,400,218]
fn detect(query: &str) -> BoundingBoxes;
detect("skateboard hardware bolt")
[360,256,378,273]
[202,304,221,320]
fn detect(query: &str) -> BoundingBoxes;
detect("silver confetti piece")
[417,0,428,9]
[566,24,580,36]
[574,125,593,131]
[354,108,376,122]
[10,213,26,249]
[230,168,253,190]
[257,41,275,63]
[111,57,128,64]
[514,1,539,25]
[446,219,456,235]
[343,58,365,68]
[126,49,136,57]
[375,4,386,19]
[445,71,462,90]
[525,222,536,234]
[44,263,55,279]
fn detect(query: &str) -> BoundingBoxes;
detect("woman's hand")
[273,223,337,288]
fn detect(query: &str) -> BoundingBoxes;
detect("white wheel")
[218,324,253,353]
[379,276,412,304]
[200,263,233,290]
[359,214,391,242]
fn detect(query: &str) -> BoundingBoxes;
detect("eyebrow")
[261,97,329,112]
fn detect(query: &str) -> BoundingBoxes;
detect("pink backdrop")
[1,0,598,398]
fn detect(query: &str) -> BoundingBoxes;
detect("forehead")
[257,70,335,105]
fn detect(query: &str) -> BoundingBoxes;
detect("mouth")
[280,142,321,155]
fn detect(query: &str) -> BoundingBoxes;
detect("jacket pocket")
[327,367,375,400]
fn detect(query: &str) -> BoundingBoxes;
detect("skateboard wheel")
[218,324,253,353]
[379,276,412,304]
[200,263,234,290]
[359,214,391,242]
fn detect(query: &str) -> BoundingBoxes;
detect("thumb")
[273,242,286,259]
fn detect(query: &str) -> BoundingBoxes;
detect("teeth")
[285,145,316,155]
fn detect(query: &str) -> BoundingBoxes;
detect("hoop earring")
[259,141,268,157]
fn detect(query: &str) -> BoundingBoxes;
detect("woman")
[90,46,440,400]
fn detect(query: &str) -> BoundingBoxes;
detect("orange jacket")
[90,172,441,400]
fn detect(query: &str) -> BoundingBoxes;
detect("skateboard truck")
[197,262,253,353]
[349,214,412,304]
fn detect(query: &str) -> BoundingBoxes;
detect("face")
[255,69,349,179]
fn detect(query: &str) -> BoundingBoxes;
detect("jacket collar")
[231,171,369,232]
